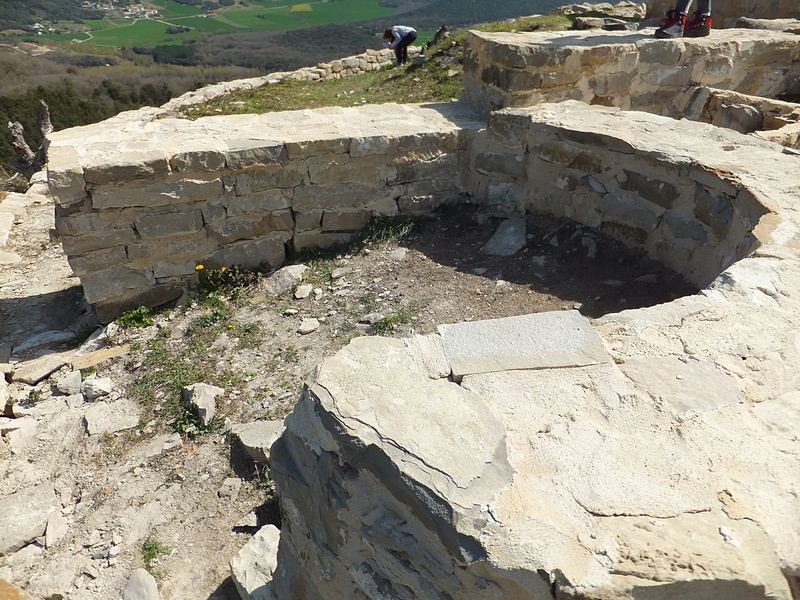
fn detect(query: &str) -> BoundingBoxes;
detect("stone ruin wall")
[43,25,800,600]
[46,31,795,321]
[469,104,771,286]
[461,29,800,118]
[48,109,474,323]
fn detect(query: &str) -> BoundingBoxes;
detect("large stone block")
[620,169,681,209]
[473,151,527,180]
[439,310,608,377]
[82,266,155,304]
[127,232,216,262]
[285,137,350,158]
[694,186,735,238]
[321,210,371,232]
[68,246,128,276]
[293,184,392,212]
[235,164,306,194]
[172,149,226,172]
[91,178,224,209]
[206,234,288,270]
[225,140,288,171]
[599,191,663,231]
[61,226,137,256]
[292,230,353,251]
[134,210,204,238]
[394,153,461,184]
[0,483,59,555]
[83,151,170,185]
[309,155,391,186]
[227,190,293,216]
[93,279,186,323]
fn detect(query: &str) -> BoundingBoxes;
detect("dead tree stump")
[7,100,52,180]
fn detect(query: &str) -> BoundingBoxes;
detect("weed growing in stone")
[371,305,418,335]
[360,292,376,312]
[356,217,415,249]
[117,305,155,328]
[197,264,261,303]
[142,537,171,571]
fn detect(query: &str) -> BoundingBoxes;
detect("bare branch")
[38,100,53,137]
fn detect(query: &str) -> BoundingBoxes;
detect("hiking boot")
[684,12,712,36]
[655,10,686,38]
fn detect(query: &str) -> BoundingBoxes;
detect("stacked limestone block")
[467,101,774,287]
[47,103,483,322]
[462,29,800,117]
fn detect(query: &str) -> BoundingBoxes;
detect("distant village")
[29,2,160,35]
[80,2,161,19]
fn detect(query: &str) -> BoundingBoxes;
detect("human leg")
[684,0,712,36]
[396,31,417,64]
[655,0,692,38]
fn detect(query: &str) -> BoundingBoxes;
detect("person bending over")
[655,0,712,37]
[383,26,417,65]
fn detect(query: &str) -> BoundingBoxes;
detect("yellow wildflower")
[196,264,204,270]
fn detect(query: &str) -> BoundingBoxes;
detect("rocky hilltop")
[2,6,800,600]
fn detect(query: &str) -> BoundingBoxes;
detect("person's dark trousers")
[395,31,417,64]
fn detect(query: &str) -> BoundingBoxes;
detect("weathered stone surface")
[122,568,161,600]
[84,399,140,435]
[134,210,204,238]
[11,330,76,356]
[482,216,527,256]
[439,310,608,377]
[45,512,69,549]
[230,420,285,464]
[0,483,59,555]
[182,383,223,425]
[230,525,280,600]
[56,370,82,395]
[81,377,114,400]
[11,353,71,385]
[619,356,744,414]
[265,264,307,296]
[70,345,130,371]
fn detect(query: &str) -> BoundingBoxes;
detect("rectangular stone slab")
[438,310,608,377]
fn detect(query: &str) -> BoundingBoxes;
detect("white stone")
[123,568,161,600]
[56,370,82,395]
[0,482,59,555]
[182,382,223,425]
[294,283,313,299]
[84,399,140,435]
[230,525,280,600]
[297,318,320,335]
[81,376,114,400]
[230,420,285,464]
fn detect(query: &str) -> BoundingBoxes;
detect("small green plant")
[360,292,376,312]
[357,217,415,249]
[142,537,171,568]
[80,366,97,379]
[117,306,155,328]
[193,306,232,329]
[277,345,299,362]
[196,264,261,302]
[371,305,418,335]
[26,389,42,404]
[172,404,223,437]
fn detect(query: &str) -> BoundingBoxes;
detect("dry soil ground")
[0,196,697,600]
